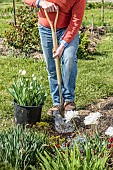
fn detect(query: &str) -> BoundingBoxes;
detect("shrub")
[77,32,90,59]
[0,126,48,169]
[5,5,41,57]
[86,2,102,10]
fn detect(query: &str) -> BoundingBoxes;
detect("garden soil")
[78,96,113,134]
[48,96,113,138]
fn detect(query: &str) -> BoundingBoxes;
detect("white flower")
[19,70,26,75]
[19,70,22,74]
[32,74,34,77]
[40,76,43,81]
[105,126,113,137]
[21,70,26,75]
[30,86,33,90]
[64,110,80,123]
[84,112,102,125]
[33,77,36,81]
[21,82,24,86]
[30,82,32,86]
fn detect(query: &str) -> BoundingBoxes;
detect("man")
[23,0,86,115]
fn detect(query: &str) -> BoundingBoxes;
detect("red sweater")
[23,0,86,44]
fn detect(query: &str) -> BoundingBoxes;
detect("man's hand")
[53,44,65,59]
[39,0,58,12]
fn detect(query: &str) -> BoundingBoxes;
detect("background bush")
[5,6,41,57]
[77,32,90,59]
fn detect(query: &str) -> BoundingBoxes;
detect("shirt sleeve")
[35,0,41,8]
[60,40,69,48]
[62,0,86,44]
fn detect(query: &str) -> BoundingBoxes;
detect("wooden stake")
[13,0,16,25]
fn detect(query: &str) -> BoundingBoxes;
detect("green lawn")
[76,33,113,108]
[0,2,23,36]
[83,8,113,27]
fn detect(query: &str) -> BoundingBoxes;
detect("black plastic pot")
[14,100,43,125]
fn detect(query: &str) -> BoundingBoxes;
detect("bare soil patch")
[46,96,113,138]
[78,96,113,134]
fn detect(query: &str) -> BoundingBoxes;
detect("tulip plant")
[8,70,46,106]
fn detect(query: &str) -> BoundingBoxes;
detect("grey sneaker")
[64,102,76,111]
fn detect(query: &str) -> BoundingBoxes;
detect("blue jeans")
[38,24,79,106]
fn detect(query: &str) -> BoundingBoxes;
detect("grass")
[0,2,23,36]
[83,8,113,27]
[76,33,113,108]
